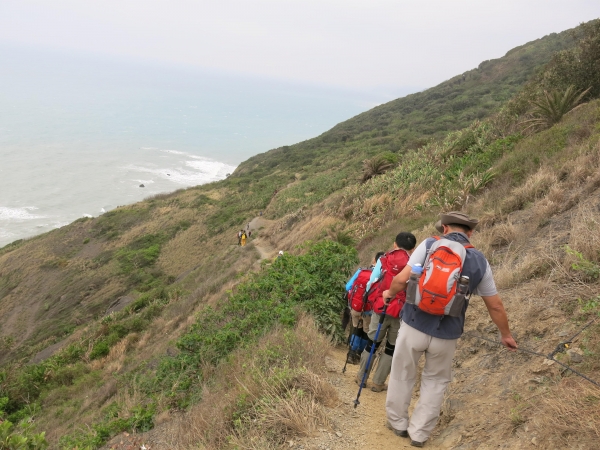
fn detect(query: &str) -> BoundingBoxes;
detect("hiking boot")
[354,377,367,388]
[386,421,408,438]
[348,350,361,365]
[410,438,425,447]
[371,383,387,392]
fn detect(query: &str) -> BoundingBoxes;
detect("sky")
[1,1,599,93]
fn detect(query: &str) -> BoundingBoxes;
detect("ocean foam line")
[0,206,47,221]
[122,157,236,186]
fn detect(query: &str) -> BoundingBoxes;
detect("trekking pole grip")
[380,302,389,321]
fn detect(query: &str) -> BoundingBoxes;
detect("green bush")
[150,240,357,407]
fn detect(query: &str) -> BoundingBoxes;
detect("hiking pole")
[353,302,388,408]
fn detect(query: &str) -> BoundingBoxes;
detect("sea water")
[0,45,408,247]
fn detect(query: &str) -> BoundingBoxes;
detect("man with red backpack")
[382,212,517,447]
[355,232,417,392]
[345,252,385,364]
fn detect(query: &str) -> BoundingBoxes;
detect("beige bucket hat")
[435,211,479,233]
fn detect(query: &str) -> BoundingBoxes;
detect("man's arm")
[481,294,518,351]
[382,265,412,301]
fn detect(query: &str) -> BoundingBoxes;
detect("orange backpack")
[410,237,473,317]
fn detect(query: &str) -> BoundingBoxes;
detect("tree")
[521,85,590,133]
[542,20,600,98]
[361,155,394,183]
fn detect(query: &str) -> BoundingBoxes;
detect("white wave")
[122,157,236,186]
[83,214,93,218]
[0,206,47,221]
[53,221,70,229]
[161,149,188,156]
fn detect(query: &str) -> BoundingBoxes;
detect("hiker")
[383,212,517,447]
[277,250,284,259]
[356,232,417,392]
[345,251,385,364]
[248,230,252,238]
[240,231,247,247]
[237,230,243,245]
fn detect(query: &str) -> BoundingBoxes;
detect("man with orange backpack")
[382,212,517,447]
[355,232,417,392]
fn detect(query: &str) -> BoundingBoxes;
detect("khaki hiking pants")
[386,321,457,443]
[350,309,371,331]
[356,313,400,386]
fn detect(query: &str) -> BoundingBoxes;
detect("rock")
[336,432,342,438]
[557,331,569,337]
[567,349,583,363]
[139,184,145,187]
[531,436,538,446]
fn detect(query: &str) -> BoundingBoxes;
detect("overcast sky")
[1,1,599,92]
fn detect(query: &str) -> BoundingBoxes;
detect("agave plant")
[521,85,591,132]
[361,155,393,183]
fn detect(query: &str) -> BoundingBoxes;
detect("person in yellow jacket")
[240,231,247,246]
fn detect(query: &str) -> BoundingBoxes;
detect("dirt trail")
[294,346,451,450]
[247,216,277,260]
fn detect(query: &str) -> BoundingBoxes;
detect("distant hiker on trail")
[383,211,517,447]
[240,231,247,247]
[237,230,243,245]
[248,230,252,238]
[345,251,385,364]
[355,232,417,393]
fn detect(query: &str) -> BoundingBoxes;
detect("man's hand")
[382,290,391,303]
[501,335,518,351]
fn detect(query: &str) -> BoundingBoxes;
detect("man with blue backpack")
[382,212,517,447]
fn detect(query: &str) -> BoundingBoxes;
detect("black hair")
[395,232,417,250]
[375,251,385,262]
[446,223,471,233]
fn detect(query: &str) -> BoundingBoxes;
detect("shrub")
[152,240,357,407]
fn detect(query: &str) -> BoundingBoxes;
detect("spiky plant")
[361,155,393,183]
[521,85,591,133]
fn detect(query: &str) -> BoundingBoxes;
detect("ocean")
[0,45,413,247]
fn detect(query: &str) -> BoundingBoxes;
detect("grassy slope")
[1,22,599,449]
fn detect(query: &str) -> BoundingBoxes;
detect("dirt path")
[247,216,277,261]
[293,346,447,450]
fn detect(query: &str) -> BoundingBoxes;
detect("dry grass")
[568,206,600,263]
[473,220,516,255]
[501,167,557,213]
[158,315,337,449]
[534,379,600,448]
[532,185,566,221]
[228,371,335,449]
[493,246,552,290]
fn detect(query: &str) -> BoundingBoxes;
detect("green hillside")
[1,19,600,449]
[216,28,574,229]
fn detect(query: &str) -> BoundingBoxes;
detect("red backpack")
[372,248,410,318]
[410,236,473,316]
[349,268,373,312]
